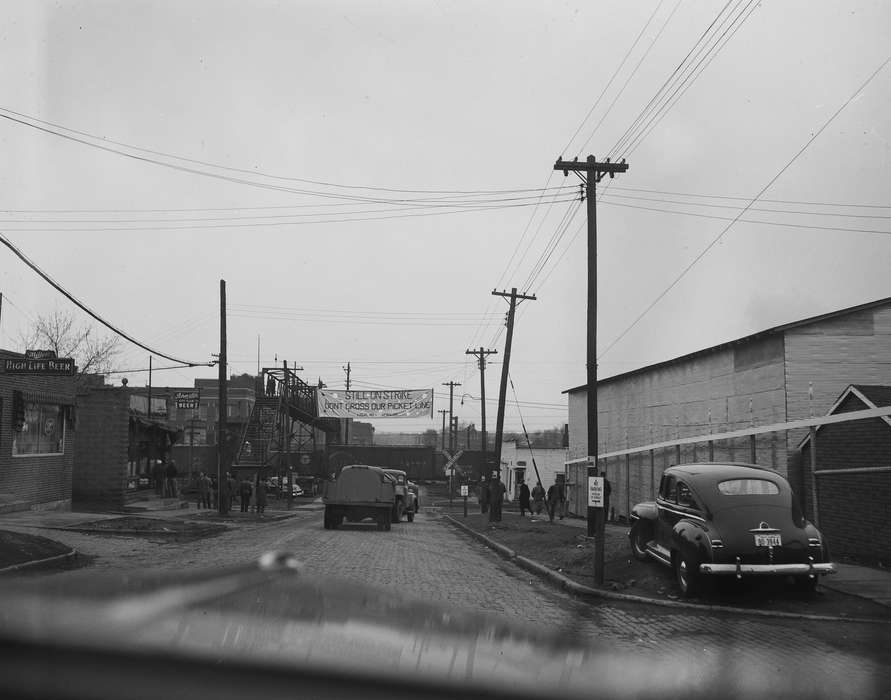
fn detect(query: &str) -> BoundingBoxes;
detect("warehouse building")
[563,296,891,529]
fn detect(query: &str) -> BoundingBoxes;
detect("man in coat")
[478,476,490,514]
[518,480,531,517]
[488,474,506,523]
[239,475,253,513]
[531,481,546,516]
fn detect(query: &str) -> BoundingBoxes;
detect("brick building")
[74,383,182,509]
[564,297,891,529]
[0,349,78,512]
[799,385,891,563]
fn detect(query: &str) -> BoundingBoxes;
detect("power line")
[0,196,580,233]
[600,199,891,236]
[577,0,684,155]
[598,52,891,361]
[619,0,761,159]
[605,184,891,210]
[608,0,754,159]
[561,0,669,156]
[0,233,213,367]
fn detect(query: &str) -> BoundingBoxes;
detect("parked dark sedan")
[629,463,835,597]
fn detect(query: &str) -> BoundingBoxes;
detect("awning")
[21,390,76,406]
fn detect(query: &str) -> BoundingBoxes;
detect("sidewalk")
[445,505,891,615]
[552,511,891,608]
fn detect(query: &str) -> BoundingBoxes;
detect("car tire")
[323,507,331,530]
[407,509,415,522]
[674,552,699,598]
[630,522,651,561]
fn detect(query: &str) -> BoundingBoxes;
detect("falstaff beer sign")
[317,388,433,419]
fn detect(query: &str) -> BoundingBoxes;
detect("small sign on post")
[587,475,604,508]
[460,484,469,517]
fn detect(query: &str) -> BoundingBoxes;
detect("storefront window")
[13,402,65,456]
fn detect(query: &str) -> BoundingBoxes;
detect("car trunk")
[710,503,811,566]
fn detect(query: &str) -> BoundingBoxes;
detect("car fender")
[672,519,711,564]
[630,502,657,523]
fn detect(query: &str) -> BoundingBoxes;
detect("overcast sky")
[1,1,889,434]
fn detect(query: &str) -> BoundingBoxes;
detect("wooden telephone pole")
[218,279,228,515]
[553,155,628,584]
[466,347,497,477]
[442,380,462,451]
[492,287,536,475]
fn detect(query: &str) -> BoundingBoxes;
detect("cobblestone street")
[3,506,890,697]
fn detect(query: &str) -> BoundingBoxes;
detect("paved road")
[3,507,890,697]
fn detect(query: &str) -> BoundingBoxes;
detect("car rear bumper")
[699,561,836,576]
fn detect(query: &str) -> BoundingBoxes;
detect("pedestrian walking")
[478,477,490,514]
[488,475,506,523]
[219,472,231,514]
[518,480,531,517]
[165,459,178,498]
[255,476,267,516]
[151,460,164,496]
[227,472,237,510]
[546,479,564,523]
[531,481,546,515]
[197,471,212,509]
[239,475,253,513]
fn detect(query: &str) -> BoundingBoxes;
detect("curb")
[0,547,78,574]
[444,515,888,624]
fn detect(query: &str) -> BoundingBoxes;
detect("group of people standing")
[151,459,180,499]
[195,471,268,515]
[478,474,569,523]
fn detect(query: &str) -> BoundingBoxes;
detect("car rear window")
[717,479,780,495]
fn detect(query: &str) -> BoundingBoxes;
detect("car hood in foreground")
[0,552,876,700]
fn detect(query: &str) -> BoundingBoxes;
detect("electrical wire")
[0,233,212,366]
[598,52,891,362]
[619,0,761,159]
[607,0,742,158]
[600,199,891,236]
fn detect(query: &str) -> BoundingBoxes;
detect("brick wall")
[73,386,131,508]
[816,471,891,562]
[0,366,77,511]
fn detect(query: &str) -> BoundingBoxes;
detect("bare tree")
[18,309,121,378]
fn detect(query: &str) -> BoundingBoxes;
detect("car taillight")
[808,538,822,547]
[710,539,724,548]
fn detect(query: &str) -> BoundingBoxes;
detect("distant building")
[500,440,569,501]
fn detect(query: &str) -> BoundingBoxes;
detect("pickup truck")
[322,465,395,531]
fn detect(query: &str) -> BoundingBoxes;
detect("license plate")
[754,533,781,547]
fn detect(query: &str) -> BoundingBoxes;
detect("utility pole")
[218,279,228,515]
[438,409,449,451]
[492,287,536,474]
[343,362,351,445]
[442,380,461,452]
[554,154,628,584]
[466,347,497,478]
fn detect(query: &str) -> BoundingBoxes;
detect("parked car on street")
[267,477,304,498]
[629,463,835,597]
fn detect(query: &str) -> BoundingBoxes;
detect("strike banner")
[317,388,433,419]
